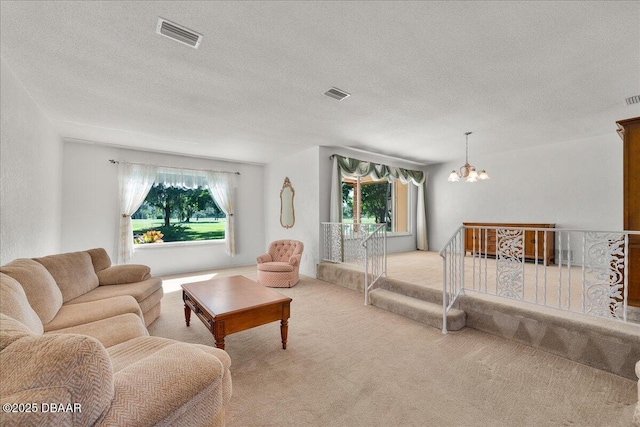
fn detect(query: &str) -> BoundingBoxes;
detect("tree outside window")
[341,176,408,233]
[131,184,225,243]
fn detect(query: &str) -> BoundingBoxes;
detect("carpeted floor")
[149,266,637,427]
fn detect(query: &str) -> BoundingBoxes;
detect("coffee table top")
[181,275,292,316]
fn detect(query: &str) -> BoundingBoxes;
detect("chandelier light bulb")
[466,167,479,182]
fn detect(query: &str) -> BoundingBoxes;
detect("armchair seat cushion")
[257,261,294,273]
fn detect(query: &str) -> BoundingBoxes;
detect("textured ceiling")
[1,1,638,165]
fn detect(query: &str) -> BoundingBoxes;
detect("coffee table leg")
[213,321,226,350]
[280,319,288,349]
[184,304,191,327]
[281,302,290,349]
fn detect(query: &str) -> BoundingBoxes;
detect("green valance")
[334,155,425,186]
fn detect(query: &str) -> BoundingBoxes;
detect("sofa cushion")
[48,313,149,349]
[44,295,143,332]
[86,247,112,272]
[0,259,63,324]
[103,336,229,426]
[0,273,44,335]
[34,251,99,303]
[66,277,162,306]
[0,331,114,427]
[0,313,35,351]
[97,264,151,286]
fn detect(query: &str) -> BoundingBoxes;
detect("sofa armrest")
[97,264,151,285]
[0,333,114,427]
[289,254,301,266]
[256,253,272,264]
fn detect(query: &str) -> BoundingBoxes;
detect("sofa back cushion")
[34,251,99,303]
[0,259,63,324]
[0,313,35,351]
[0,273,44,335]
[86,247,112,272]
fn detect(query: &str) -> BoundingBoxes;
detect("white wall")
[318,146,422,255]
[264,147,320,276]
[424,135,624,251]
[61,141,265,276]
[0,59,63,264]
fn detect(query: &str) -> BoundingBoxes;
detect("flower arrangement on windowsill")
[134,230,164,244]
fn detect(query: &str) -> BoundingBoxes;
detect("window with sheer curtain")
[117,163,237,263]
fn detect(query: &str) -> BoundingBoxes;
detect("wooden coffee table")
[181,275,292,350]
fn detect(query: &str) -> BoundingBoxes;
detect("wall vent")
[156,18,202,49]
[324,87,350,101]
[625,95,640,106]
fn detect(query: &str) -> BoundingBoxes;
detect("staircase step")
[369,288,466,331]
[378,276,442,304]
[316,262,364,293]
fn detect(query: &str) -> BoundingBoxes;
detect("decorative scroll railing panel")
[440,225,640,333]
[321,222,386,305]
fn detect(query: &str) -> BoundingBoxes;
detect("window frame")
[131,181,227,246]
[341,174,412,237]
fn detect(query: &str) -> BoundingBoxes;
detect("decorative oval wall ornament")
[280,177,295,229]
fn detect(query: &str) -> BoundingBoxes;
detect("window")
[132,183,225,244]
[341,175,409,233]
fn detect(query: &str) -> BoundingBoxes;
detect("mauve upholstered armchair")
[256,240,304,288]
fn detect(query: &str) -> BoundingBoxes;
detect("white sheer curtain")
[416,177,428,250]
[118,163,157,264]
[206,172,237,256]
[329,156,342,223]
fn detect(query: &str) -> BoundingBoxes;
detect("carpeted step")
[378,276,442,304]
[316,262,364,293]
[369,288,466,331]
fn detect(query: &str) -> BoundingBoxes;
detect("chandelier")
[447,132,489,182]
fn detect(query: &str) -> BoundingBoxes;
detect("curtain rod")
[109,159,240,175]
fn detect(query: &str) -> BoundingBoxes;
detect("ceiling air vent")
[625,95,640,106]
[324,87,350,101]
[156,18,202,49]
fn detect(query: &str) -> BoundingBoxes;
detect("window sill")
[387,232,412,238]
[134,239,225,249]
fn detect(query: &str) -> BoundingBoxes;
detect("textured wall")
[0,59,62,264]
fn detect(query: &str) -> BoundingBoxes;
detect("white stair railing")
[440,225,640,333]
[362,224,386,305]
[321,222,387,305]
[439,226,465,333]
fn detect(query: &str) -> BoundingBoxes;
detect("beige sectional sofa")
[0,248,232,426]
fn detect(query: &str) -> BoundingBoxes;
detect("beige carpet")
[149,265,637,427]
